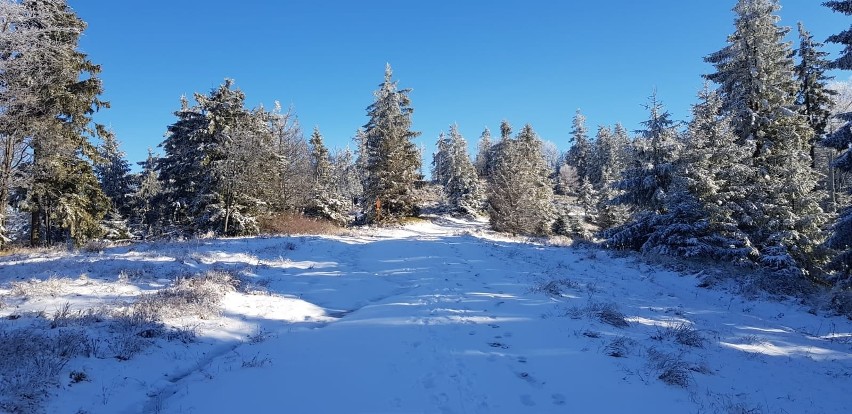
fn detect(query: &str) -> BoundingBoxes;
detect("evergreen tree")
[332,146,362,210]
[796,22,836,165]
[133,149,161,237]
[474,127,493,179]
[565,110,592,189]
[607,94,681,249]
[705,0,798,151]
[641,87,757,260]
[706,0,827,277]
[612,93,680,215]
[431,132,452,186]
[823,1,852,283]
[158,80,274,236]
[442,125,484,215]
[488,124,554,235]
[591,125,631,229]
[18,0,111,246]
[306,127,348,224]
[94,131,134,217]
[362,64,421,223]
[824,0,852,70]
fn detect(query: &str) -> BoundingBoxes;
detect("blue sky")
[71,1,848,168]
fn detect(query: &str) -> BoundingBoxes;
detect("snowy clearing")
[0,217,850,413]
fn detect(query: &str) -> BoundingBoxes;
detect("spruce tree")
[442,125,484,215]
[306,127,348,224]
[612,93,680,215]
[431,132,452,186]
[488,124,554,235]
[796,22,836,165]
[705,0,798,150]
[642,87,757,260]
[362,64,421,223]
[607,94,681,250]
[19,0,111,246]
[158,80,275,236]
[824,1,852,69]
[706,0,827,277]
[591,125,631,229]
[133,149,161,237]
[565,110,592,188]
[94,132,134,217]
[822,1,852,281]
[474,127,493,179]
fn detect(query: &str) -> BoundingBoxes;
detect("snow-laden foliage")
[305,128,349,225]
[488,123,555,235]
[158,80,276,236]
[474,127,494,180]
[94,132,135,221]
[362,64,422,224]
[613,93,681,215]
[1,0,112,246]
[564,110,592,192]
[704,0,827,278]
[825,0,852,70]
[796,22,836,151]
[432,125,484,216]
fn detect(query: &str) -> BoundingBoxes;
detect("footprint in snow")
[552,393,566,406]
[520,394,536,406]
[516,372,544,388]
[488,342,509,349]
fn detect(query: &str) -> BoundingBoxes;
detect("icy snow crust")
[0,216,850,413]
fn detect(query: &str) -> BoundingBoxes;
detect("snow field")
[0,217,849,413]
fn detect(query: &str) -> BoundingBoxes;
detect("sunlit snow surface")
[0,216,850,413]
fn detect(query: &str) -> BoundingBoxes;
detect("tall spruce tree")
[431,132,452,186]
[17,0,111,246]
[707,0,827,277]
[158,80,274,236]
[94,131,134,217]
[607,95,681,249]
[362,64,421,223]
[474,127,493,179]
[796,22,836,165]
[565,110,592,187]
[641,87,757,260]
[591,125,631,229]
[442,125,484,215]
[488,124,554,235]
[705,0,798,151]
[133,149,161,237]
[823,0,852,281]
[306,127,348,224]
[613,93,680,215]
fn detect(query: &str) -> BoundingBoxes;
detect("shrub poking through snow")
[590,301,630,328]
[0,327,89,413]
[650,323,705,348]
[647,347,694,388]
[605,336,637,357]
[532,278,580,296]
[133,270,238,320]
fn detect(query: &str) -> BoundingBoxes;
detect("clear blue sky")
[71,1,848,168]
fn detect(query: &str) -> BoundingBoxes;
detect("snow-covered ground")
[0,216,850,413]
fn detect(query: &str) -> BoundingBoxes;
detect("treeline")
[2,0,852,304]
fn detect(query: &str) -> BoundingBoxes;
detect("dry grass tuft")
[258,213,344,236]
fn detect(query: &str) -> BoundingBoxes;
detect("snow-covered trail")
[1,217,850,413]
[160,226,690,413]
[150,219,851,414]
